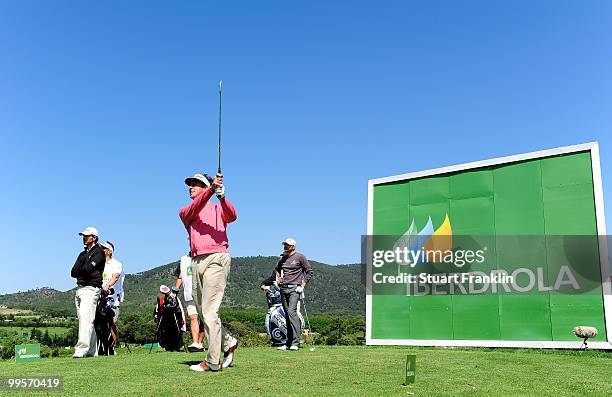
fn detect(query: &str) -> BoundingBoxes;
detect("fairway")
[0,327,70,337]
[0,308,33,315]
[1,346,611,396]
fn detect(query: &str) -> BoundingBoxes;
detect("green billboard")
[15,343,41,363]
[366,143,612,348]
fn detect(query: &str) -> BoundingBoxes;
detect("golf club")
[217,80,222,174]
[300,292,316,351]
[149,316,162,354]
[173,313,189,353]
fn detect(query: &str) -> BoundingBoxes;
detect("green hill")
[0,256,364,316]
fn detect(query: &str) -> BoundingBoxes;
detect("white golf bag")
[264,283,304,346]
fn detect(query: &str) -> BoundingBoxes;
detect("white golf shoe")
[188,342,204,352]
[189,361,221,372]
[222,338,238,368]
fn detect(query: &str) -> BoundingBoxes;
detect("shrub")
[0,335,30,360]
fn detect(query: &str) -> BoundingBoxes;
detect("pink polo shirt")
[179,188,237,257]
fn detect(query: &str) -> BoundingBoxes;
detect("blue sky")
[1,1,611,294]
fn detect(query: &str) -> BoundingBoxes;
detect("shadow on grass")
[180,360,202,366]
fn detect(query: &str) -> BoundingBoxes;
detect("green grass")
[0,346,611,396]
[0,326,70,338]
[0,308,33,315]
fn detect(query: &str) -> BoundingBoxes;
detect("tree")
[41,329,52,346]
[30,327,41,341]
[62,325,78,347]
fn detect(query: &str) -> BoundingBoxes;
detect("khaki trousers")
[191,252,235,369]
[74,286,100,357]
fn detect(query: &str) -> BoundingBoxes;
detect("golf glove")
[215,185,225,198]
[296,286,304,294]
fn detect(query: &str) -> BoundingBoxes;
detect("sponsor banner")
[15,344,41,363]
[367,144,611,345]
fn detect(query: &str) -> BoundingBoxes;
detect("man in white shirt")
[175,255,206,352]
[101,241,124,348]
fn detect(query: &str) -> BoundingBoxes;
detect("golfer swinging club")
[180,172,238,372]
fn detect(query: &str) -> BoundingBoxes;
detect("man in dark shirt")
[275,238,313,350]
[70,226,105,358]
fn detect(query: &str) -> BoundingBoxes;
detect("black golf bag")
[95,288,115,356]
[264,284,305,346]
[152,287,186,352]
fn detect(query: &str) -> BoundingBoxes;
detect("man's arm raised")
[179,188,214,227]
[212,173,237,223]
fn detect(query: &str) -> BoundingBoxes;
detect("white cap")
[79,227,99,237]
[101,242,114,252]
[185,173,212,188]
[282,238,297,246]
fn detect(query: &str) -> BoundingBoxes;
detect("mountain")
[0,256,364,316]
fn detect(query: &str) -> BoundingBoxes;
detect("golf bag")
[264,284,305,346]
[152,286,186,352]
[94,288,115,356]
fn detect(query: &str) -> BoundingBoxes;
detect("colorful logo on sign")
[15,343,41,363]
[393,214,453,265]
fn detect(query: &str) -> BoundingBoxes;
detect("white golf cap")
[79,226,99,237]
[185,173,211,188]
[282,238,297,246]
[101,242,114,252]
